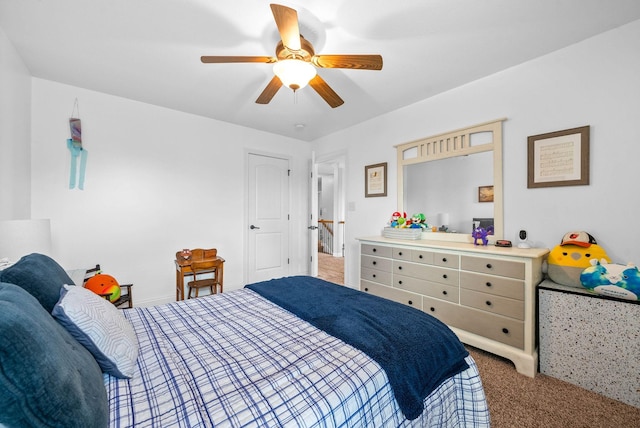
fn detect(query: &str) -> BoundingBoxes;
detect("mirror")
[403,151,494,233]
[396,119,505,242]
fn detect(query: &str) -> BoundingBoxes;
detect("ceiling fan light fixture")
[273,59,316,91]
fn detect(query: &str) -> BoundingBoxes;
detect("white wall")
[0,26,31,219]
[314,20,640,288]
[30,79,312,305]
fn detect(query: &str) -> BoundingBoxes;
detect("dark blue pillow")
[0,282,108,428]
[0,253,74,313]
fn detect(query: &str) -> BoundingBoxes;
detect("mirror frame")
[395,118,506,243]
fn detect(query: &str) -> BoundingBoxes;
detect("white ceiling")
[2,0,640,142]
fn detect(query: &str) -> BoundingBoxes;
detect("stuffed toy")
[546,231,610,288]
[409,213,428,229]
[472,227,489,246]
[85,273,121,302]
[389,211,407,228]
[580,259,640,301]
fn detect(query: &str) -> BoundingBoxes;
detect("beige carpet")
[467,346,640,428]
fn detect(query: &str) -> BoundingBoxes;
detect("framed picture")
[365,162,387,197]
[527,126,590,188]
[478,185,494,203]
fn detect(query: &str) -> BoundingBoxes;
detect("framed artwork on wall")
[478,185,494,202]
[527,126,590,188]
[365,162,387,197]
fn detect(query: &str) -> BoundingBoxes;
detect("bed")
[0,254,490,427]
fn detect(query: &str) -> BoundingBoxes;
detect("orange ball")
[85,274,121,303]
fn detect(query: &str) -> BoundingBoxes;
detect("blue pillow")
[0,282,108,427]
[53,285,139,378]
[0,253,74,312]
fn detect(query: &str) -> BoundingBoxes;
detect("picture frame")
[365,162,387,197]
[527,126,590,188]
[478,185,494,203]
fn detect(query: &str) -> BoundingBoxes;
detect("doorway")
[246,152,290,284]
[314,152,346,285]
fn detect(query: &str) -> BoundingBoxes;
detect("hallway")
[317,252,344,285]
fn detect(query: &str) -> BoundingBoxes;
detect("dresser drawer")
[461,255,525,279]
[361,280,422,310]
[422,296,465,325]
[361,244,392,258]
[411,249,435,265]
[393,261,459,286]
[361,267,392,286]
[459,271,525,300]
[453,306,525,349]
[392,247,412,261]
[433,252,460,268]
[361,255,392,272]
[460,288,524,320]
[395,274,459,303]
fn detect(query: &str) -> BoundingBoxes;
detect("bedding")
[0,252,489,427]
[246,276,469,420]
[107,278,490,427]
[0,282,108,427]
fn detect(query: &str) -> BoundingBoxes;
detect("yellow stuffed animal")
[546,231,610,288]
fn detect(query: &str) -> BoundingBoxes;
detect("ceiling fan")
[201,3,383,108]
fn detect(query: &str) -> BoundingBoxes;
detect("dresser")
[357,236,548,377]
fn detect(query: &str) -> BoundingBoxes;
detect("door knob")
[250,225,260,230]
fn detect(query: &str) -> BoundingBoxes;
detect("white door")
[309,154,319,276]
[247,153,290,284]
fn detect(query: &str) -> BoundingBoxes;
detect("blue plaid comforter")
[105,288,489,427]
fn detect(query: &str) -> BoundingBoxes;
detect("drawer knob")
[442,290,448,295]
[485,282,492,287]
[408,300,413,305]
[442,274,448,279]
[364,288,369,292]
[398,251,403,256]
[502,328,509,334]
[486,263,493,269]
[398,266,402,270]
[429,307,435,312]
[373,248,377,252]
[486,300,492,306]
[398,280,403,285]
[372,261,377,265]
[442,257,448,262]
[372,274,376,278]
[419,254,423,259]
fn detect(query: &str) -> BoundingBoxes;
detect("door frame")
[311,150,347,279]
[244,149,292,285]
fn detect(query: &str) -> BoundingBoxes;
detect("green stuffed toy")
[546,231,610,288]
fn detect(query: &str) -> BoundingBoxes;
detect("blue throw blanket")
[245,276,469,420]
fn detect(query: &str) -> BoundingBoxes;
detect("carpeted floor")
[467,346,640,427]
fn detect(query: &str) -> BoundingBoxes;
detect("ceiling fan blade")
[270,4,301,51]
[256,76,283,104]
[201,56,277,64]
[312,54,383,70]
[309,75,344,108]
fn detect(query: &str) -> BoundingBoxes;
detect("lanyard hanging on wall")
[68,98,88,190]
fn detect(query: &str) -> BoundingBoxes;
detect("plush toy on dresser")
[546,231,610,288]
